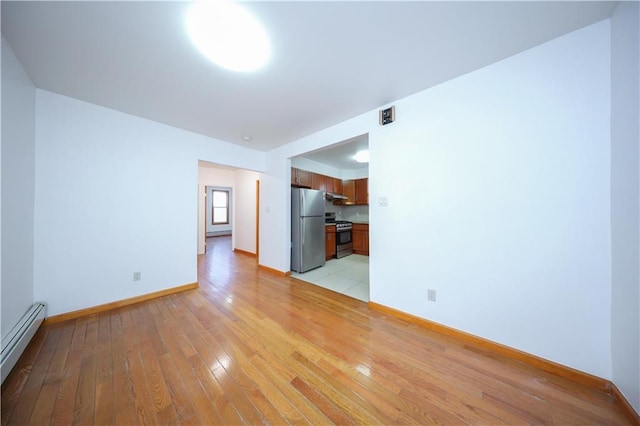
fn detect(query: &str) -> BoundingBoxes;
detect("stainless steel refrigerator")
[291,188,325,273]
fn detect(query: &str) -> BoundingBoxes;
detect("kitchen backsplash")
[325,201,369,223]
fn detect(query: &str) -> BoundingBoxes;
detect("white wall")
[34,90,265,316]
[259,158,292,272]
[234,169,259,254]
[610,1,640,413]
[372,19,612,379]
[341,170,368,180]
[291,157,341,179]
[262,21,613,379]
[340,205,369,223]
[290,153,369,181]
[1,36,36,338]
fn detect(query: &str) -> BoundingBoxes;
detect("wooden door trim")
[255,179,260,262]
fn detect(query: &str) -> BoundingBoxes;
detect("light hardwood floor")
[1,236,631,425]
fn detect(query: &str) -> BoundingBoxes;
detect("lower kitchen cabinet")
[325,225,336,260]
[352,223,369,256]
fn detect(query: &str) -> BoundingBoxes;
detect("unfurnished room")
[1,1,639,424]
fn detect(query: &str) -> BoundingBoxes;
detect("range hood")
[325,192,348,200]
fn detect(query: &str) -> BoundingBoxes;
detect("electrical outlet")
[133,272,141,281]
[427,289,436,302]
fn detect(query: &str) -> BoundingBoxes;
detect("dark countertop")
[325,221,368,225]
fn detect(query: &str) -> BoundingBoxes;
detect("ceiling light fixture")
[242,135,253,141]
[354,150,369,163]
[185,2,271,72]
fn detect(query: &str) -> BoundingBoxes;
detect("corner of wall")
[1,35,37,339]
[610,0,640,414]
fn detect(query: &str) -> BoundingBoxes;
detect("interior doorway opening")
[289,133,370,302]
[197,160,260,259]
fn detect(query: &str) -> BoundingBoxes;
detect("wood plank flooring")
[1,236,631,425]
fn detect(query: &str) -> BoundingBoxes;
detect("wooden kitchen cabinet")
[325,225,336,260]
[312,173,326,192]
[326,176,342,194]
[336,178,367,205]
[291,168,312,188]
[352,223,369,256]
[340,180,356,204]
[292,168,344,194]
[355,178,368,205]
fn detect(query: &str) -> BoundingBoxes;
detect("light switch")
[378,196,389,207]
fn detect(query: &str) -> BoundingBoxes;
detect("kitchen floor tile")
[343,283,369,301]
[292,254,369,302]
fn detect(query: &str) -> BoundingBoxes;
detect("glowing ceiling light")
[354,150,369,163]
[185,2,271,72]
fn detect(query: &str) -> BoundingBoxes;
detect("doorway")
[289,133,370,302]
[197,161,260,257]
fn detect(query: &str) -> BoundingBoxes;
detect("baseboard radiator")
[1,303,47,384]
[206,231,232,237]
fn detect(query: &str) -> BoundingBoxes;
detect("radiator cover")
[1,303,47,383]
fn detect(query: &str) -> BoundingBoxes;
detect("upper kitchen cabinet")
[311,173,326,191]
[293,168,344,195]
[291,167,312,188]
[355,178,368,205]
[340,180,355,204]
[336,178,368,205]
[326,176,342,195]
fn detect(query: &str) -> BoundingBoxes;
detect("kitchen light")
[185,2,271,72]
[354,150,369,163]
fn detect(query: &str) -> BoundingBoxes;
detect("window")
[212,190,229,224]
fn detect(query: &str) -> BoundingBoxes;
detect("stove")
[335,220,353,231]
[334,221,353,258]
[325,214,353,258]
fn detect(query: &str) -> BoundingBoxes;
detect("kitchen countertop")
[324,221,368,225]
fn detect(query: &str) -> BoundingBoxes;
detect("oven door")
[336,229,353,258]
[336,229,352,245]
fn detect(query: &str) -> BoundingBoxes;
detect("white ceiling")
[298,133,370,171]
[2,1,616,159]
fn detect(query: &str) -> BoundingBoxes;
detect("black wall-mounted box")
[379,106,395,125]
